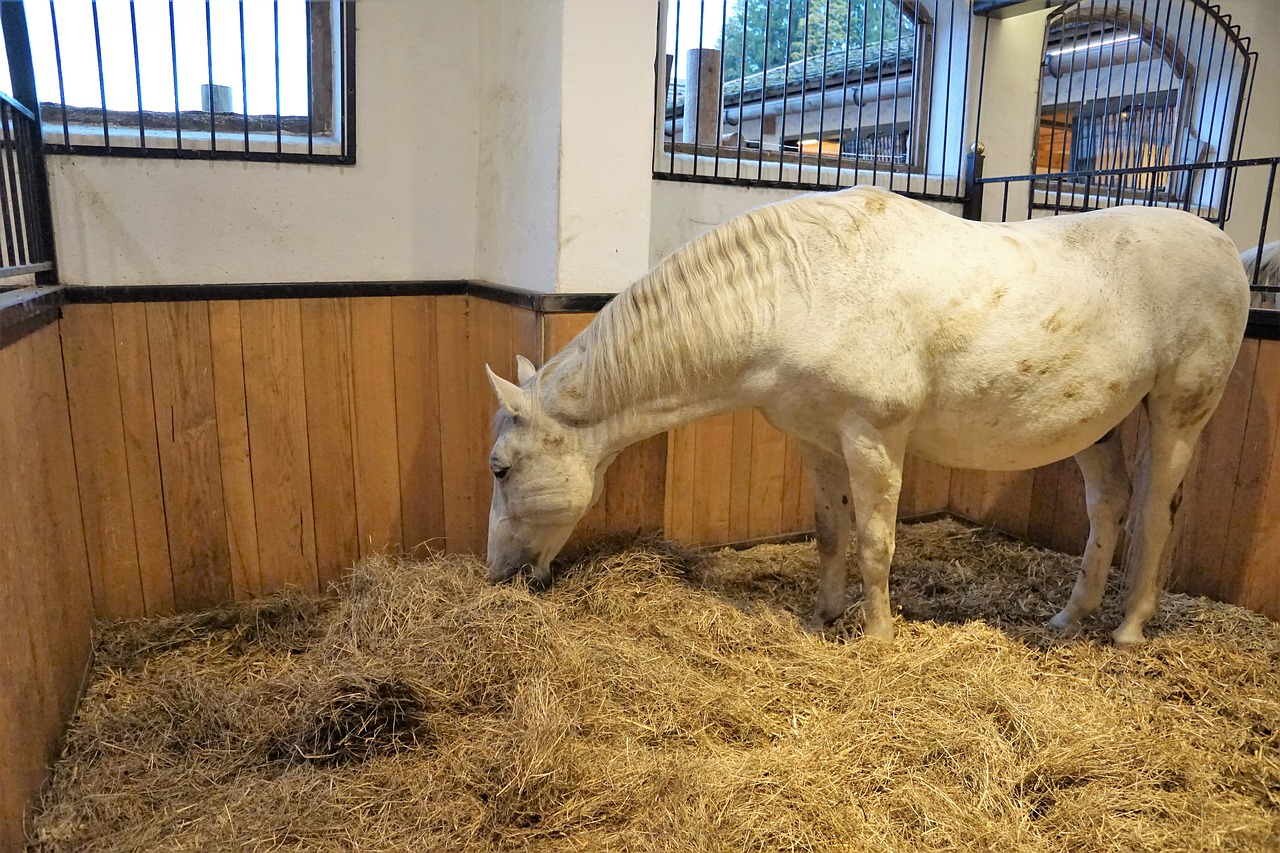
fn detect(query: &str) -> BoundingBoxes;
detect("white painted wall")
[48,0,483,286]
[473,0,563,293]
[39,0,1280,290]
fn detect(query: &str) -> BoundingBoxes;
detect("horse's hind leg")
[1112,396,1216,646]
[799,442,853,625]
[1050,428,1131,630]
[839,424,908,641]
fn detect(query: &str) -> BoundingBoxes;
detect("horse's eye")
[492,464,510,481]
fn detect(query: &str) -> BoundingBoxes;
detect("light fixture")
[1047,32,1140,57]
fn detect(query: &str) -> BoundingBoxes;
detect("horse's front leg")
[840,422,908,641]
[798,443,853,626]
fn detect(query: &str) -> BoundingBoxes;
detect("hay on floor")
[30,519,1280,852]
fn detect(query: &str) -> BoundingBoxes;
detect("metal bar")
[938,0,954,197]
[649,167,964,202]
[15,117,44,262]
[734,0,748,181]
[240,0,250,153]
[852,0,868,181]
[889,0,903,190]
[974,155,1280,184]
[1000,180,1010,221]
[1,108,28,266]
[693,0,706,176]
[833,0,854,186]
[778,0,796,180]
[669,0,681,177]
[207,0,217,151]
[756,0,773,181]
[870,0,887,187]
[0,107,17,267]
[307,0,315,159]
[344,0,356,161]
[90,0,111,150]
[169,0,183,150]
[815,0,831,187]
[274,0,283,158]
[904,0,919,195]
[48,0,70,147]
[1252,161,1277,288]
[130,0,145,149]
[712,0,725,179]
[973,17,989,158]
[957,0,974,197]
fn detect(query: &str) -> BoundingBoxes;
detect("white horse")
[1241,238,1278,310]
[485,186,1249,645]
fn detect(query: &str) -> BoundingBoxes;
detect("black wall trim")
[60,280,616,313]
[1247,309,1280,341]
[0,286,62,351]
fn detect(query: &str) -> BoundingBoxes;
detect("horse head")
[484,355,612,587]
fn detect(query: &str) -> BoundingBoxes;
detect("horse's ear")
[485,364,527,415]
[516,354,537,386]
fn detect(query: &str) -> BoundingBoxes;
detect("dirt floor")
[29,519,1280,852]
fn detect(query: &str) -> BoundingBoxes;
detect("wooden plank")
[1174,339,1259,601]
[240,299,319,594]
[746,411,786,539]
[727,408,755,543]
[512,305,542,367]
[981,469,1035,539]
[907,456,953,516]
[948,468,986,522]
[59,303,145,618]
[665,423,697,543]
[780,432,808,536]
[692,414,734,545]
[208,301,264,601]
[111,303,174,613]
[349,297,404,557]
[147,301,232,611]
[1049,460,1088,556]
[1026,462,1062,547]
[466,298,513,552]
[392,296,445,558]
[1215,340,1276,608]
[436,296,481,555]
[298,298,360,586]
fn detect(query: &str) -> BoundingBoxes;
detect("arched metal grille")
[1032,0,1255,215]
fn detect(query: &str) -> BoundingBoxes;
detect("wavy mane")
[542,192,865,418]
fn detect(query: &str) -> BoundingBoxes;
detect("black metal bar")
[852,0,868,182]
[274,0,283,158]
[973,17,989,163]
[206,0,217,152]
[240,0,250,154]
[889,0,903,190]
[778,0,796,180]
[870,0,887,187]
[1000,180,1010,221]
[669,0,681,177]
[815,0,831,187]
[169,0,183,150]
[15,117,45,262]
[962,149,984,220]
[833,0,854,186]
[1,108,28,267]
[1251,161,1276,288]
[0,107,16,267]
[938,0,954,198]
[694,0,706,177]
[734,0,748,181]
[756,0,771,181]
[343,0,356,162]
[650,166,962,203]
[306,0,315,159]
[130,0,145,149]
[957,0,974,197]
[47,0,70,147]
[90,0,111,150]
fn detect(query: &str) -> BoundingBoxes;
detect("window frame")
[31,0,356,165]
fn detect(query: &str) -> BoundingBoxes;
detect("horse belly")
[908,369,1148,471]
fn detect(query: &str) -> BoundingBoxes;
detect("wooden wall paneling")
[780,434,808,537]
[746,411,786,539]
[904,455,952,517]
[948,469,986,522]
[239,300,318,594]
[692,414,735,545]
[1026,462,1062,547]
[1048,460,1088,557]
[467,298,514,552]
[147,301,232,611]
[665,422,696,543]
[1171,339,1259,602]
[512,305,542,367]
[435,296,480,555]
[111,303,174,613]
[299,298,359,586]
[980,470,1035,539]
[349,297,404,558]
[1233,340,1280,620]
[728,409,755,543]
[59,303,145,618]
[207,301,262,602]
[0,325,93,851]
[391,296,446,559]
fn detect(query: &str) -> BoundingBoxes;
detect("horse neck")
[537,345,739,455]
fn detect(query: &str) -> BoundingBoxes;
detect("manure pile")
[31,519,1280,852]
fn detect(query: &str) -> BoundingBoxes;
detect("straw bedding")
[30,519,1280,851]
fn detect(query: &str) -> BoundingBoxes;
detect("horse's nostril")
[527,572,551,593]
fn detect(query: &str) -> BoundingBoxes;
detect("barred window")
[1034,0,1254,212]
[656,0,971,199]
[8,0,355,164]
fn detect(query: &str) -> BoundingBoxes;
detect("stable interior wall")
[0,324,95,851]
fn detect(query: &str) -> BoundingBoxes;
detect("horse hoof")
[1110,626,1147,648]
[1047,610,1079,631]
[863,621,894,642]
